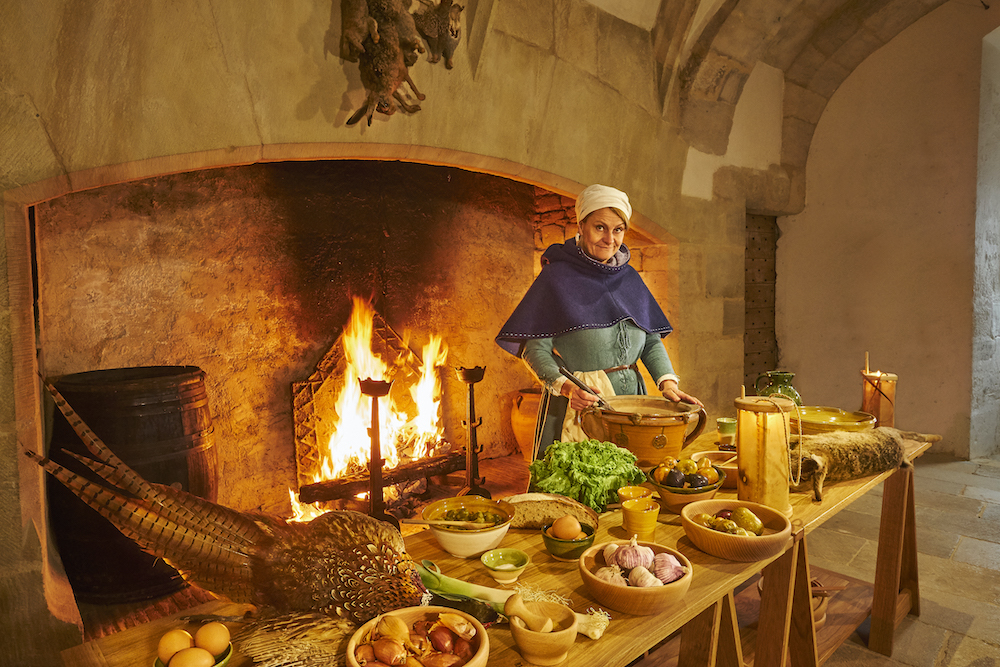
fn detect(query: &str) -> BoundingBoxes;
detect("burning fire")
[290,297,448,521]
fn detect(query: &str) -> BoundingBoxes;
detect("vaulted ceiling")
[646,0,950,205]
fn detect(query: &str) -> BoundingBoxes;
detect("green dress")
[523,319,676,457]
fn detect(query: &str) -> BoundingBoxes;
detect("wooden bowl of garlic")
[578,537,693,615]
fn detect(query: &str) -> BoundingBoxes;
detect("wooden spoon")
[401,518,494,529]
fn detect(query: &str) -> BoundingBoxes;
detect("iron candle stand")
[359,378,399,529]
[455,366,490,498]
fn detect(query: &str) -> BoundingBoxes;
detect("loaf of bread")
[504,492,600,530]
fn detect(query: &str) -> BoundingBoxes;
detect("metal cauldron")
[580,396,707,469]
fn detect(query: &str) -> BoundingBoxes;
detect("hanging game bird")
[26,380,432,666]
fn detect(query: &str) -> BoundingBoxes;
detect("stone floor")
[811,452,1000,666]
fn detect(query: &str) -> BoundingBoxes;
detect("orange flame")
[290,297,448,521]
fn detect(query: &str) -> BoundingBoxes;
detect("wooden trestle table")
[61,433,931,667]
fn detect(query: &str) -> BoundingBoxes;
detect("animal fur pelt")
[788,427,941,501]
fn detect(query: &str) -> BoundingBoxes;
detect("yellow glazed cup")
[621,497,660,541]
[618,485,652,503]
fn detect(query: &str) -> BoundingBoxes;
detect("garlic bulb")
[594,565,628,587]
[613,535,654,570]
[627,565,663,588]
[602,543,620,567]
[652,552,687,584]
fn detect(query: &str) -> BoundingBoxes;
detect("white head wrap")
[575,184,632,226]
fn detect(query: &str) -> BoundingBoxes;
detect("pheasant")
[26,380,431,665]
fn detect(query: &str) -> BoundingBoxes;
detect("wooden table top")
[61,434,932,667]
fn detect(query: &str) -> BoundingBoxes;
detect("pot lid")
[734,396,796,413]
[600,395,702,417]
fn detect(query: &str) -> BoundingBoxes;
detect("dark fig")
[686,472,709,488]
[664,468,686,487]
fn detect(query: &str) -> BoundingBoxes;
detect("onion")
[355,643,377,665]
[427,626,455,653]
[372,637,407,666]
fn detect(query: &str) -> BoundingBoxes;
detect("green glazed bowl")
[480,547,530,583]
[541,522,596,562]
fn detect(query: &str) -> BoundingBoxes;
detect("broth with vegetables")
[440,508,506,530]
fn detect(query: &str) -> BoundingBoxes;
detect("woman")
[496,184,702,458]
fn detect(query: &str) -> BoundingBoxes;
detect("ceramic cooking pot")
[579,396,707,468]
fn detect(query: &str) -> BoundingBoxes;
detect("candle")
[861,371,897,428]
[735,395,795,517]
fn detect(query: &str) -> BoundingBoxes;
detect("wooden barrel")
[46,366,217,604]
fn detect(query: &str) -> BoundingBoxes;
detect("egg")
[157,628,194,665]
[551,514,582,540]
[194,621,231,657]
[168,646,215,667]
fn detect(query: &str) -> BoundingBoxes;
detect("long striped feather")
[25,448,259,601]
[44,380,263,547]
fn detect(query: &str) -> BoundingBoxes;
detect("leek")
[415,560,610,639]
[417,560,513,613]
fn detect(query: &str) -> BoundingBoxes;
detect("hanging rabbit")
[414,0,464,69]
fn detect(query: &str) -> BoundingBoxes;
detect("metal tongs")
[558,366,612,409]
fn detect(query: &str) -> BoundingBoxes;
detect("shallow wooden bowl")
[346,606,488,667]
[508,600,577,666]
[578,540,693,615]
[680,499,792,562]
[692,451,738,489]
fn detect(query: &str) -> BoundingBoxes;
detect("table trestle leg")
[678,590,744,667]
[869,464,920,655]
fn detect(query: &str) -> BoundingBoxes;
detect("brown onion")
[411,620,433,637]
[408,632,431,654]
[452,637,473,661]
[372,637,407,666]
[355,643,377,665]
[427,627,455,653]
[420,653,465,667]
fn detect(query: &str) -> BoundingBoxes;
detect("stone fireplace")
[31,159,675,517]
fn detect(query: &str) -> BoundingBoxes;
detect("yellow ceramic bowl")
[790,406,876,434]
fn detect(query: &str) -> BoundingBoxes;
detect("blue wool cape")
[495,239,672,356]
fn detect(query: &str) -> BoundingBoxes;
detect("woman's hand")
[659,379,704,407]
[560,380,603,411]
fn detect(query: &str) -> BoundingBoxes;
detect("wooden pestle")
[504,593,554,633]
